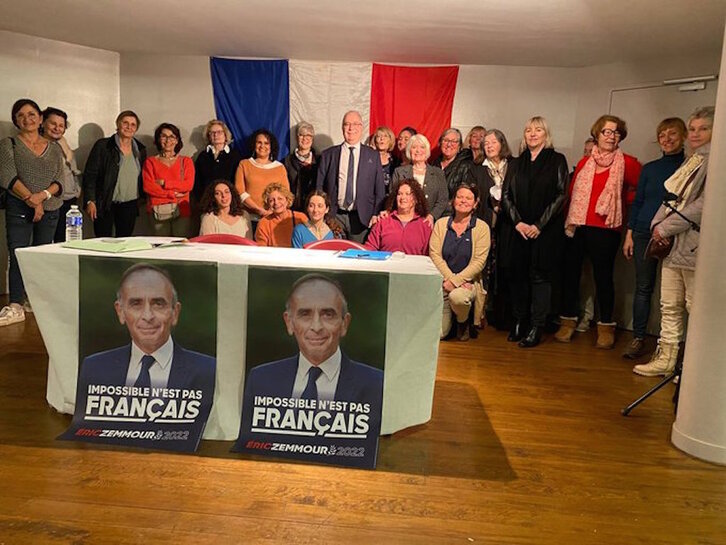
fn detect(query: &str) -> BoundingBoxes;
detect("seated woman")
[365,179,432,255]
[391,134,448,223]
[292,190,343,248]
[255,182,308,247]
[429,183,491,341]
[199,179,251,238]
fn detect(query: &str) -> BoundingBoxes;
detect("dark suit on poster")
[243,352,382,406]
[316,143,386,227]
[237,352,383,447]
[79,342,216,393]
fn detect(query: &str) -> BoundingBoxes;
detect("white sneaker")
[23,300,33,313]
[575,317,591,332]
[0,304,26,326]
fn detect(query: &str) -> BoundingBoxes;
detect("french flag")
[210,58,459,156]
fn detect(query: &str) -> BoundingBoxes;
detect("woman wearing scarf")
[498,117,569,348]
[555,115,641,349]
[633,106,714,377]
[283,121,318,211]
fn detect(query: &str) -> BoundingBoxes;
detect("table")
[17,240,443,440]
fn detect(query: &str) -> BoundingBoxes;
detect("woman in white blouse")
[198,179,251,238]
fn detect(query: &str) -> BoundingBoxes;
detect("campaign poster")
[59,257,217,453]
[232,268,388,469]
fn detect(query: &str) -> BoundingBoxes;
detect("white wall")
[452,64,581,165]
[0,31,120,294]
[574,53,722,159]
[119,54,216,159]
[0,31,120,167]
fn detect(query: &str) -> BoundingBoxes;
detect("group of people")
[0,98,714,379]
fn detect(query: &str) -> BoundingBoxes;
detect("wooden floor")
[1,314,725,545]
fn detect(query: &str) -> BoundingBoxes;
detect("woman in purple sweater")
[365,178,432,255]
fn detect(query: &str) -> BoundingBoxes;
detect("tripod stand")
[622,360,682,416]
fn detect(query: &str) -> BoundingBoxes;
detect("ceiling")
[1,0,725,67]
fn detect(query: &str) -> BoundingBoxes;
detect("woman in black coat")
[283,121,318,211]
[498,117,568,348]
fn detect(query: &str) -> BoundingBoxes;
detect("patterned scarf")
[664,152,704,211]
[565,146,625,235]
[483,158,507,187]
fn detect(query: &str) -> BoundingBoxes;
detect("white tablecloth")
[17,240,443,439]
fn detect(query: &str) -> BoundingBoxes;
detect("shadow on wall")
[135,133,155,155]
[0,120,16,140]
[74,123,105,171]
[188,125,206,159]
[314,134,334,153]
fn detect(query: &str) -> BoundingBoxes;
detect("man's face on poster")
[284,280,351,366]
[115,269,181,354]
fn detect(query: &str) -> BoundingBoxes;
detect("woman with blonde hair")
[498,117,569,348]
[255,182,308,247]
[464,125,486,165]
[633,107,714,376]
[194,119,241,201]
[373,126,398,192]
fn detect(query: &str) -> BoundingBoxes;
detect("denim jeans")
[632,230,659,338]
[5,195,60,303]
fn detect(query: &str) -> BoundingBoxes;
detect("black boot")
[518,326,542,348]
[456,321,470,341]
[507,320,526,342]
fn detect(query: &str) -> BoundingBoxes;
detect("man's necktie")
[134,354,155,388]
[343,146,355,209]
[301,366,323,401]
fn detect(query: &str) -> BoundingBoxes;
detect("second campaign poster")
[233,267,388,469]
[60,257,218,453]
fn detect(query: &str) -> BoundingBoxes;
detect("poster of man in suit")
[233,269,387,469]
[60,257,217,452]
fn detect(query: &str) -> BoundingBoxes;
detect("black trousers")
[335,210,368,243]
[510,268,551,327]
[561,226,621,323]
[93,200,138,237]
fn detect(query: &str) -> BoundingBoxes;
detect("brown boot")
[595,322,616,349]
[554,317,577,343]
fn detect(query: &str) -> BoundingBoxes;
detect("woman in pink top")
[142,123,195,237]
[556,115,642,349]
[365,178,432,255]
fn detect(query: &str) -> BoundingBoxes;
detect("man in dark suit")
[79,263,215,392]
[316,111,386,242]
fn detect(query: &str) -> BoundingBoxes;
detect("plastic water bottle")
[65,204,83,242]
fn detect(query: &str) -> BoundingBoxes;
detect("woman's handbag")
[645,234,673,260]
[152,202,180,222]
[152,157,184,221]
